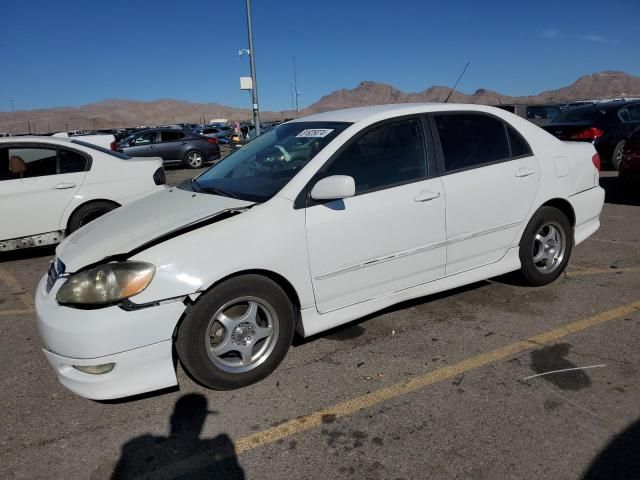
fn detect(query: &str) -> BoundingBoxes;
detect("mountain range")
[1,71,639,134]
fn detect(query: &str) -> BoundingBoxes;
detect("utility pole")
[293,56,300,113]
[10,99,14,113]
[245,0,260,136]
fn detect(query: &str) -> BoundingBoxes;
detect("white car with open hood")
[36,104,605,400]
[1,136,166,251]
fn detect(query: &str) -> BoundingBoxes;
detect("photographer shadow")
[111,394,244,480]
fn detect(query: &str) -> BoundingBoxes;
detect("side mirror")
[310,175,355,201]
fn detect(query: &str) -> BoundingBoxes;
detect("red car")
[620,128,640,183]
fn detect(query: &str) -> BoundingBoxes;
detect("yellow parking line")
[233,299,640,454]
[0,266,34,309]
[567,266,640,277]
[141,298,640,480]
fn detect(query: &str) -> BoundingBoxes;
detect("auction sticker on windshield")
[296,129,334,138]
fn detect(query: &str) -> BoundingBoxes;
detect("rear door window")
[434,114,510,172]
[8,147,57,178]
[618,104,640,123]
[161,131,186,142]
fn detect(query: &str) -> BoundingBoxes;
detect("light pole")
[244,0,260,136]
[293,56,300,113]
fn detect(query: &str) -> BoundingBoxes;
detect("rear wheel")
[67,201,118,233]
[518,206,573,286]
[184,150,204,169]
[612,141,625,171]
[176,275,296,390]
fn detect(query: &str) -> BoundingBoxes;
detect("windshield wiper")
[198,185,239,199]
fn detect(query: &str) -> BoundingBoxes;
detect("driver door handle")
[415,191,441,202]
[52,182,76,189]
[515,168,536,178]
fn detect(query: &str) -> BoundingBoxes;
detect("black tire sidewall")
[184,150,204,169]
[176,275,295,390]
[519,206,573,286]
[68,201,117,233]
[612,141,625,171]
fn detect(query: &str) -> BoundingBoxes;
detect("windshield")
[189,121,351,202]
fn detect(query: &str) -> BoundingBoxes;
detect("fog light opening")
[73,363,115,375]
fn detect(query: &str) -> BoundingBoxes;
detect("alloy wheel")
[205,297,279,374]
[532,221,566,273]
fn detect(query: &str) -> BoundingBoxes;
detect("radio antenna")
[444,61,471,103]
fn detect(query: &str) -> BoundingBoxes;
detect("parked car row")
[112,128,221,168]
[542,100,640,170]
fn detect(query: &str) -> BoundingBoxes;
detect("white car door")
[431,113,540,275]
[305,117,446,313]
[0,145,87,241]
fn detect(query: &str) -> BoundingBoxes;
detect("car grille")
[46,258,66,293]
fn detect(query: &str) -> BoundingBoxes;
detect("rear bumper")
[568,186,605,246]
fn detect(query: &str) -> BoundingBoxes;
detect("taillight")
[592,153,601,172]
[570,127,604,141]
[206,137,218,144]
[110,141,118,151]
[153,167,166,185]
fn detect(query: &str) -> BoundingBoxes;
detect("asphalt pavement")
[1,171,639,479]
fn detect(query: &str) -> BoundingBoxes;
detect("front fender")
[127,197,315,309]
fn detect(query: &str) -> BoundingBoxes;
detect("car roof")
[566,100,640,113]
[0,135,76,146]
[291,103,518,124]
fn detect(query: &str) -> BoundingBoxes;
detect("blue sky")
[1,0,639,112]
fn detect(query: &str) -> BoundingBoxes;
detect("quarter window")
[59,148,88,173]
[434,114,510,172]
[507,126,532,157]
[323,118,427,194]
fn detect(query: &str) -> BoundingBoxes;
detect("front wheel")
[518,206,573,286]
[184,150,204,169]
[176,275,295,390]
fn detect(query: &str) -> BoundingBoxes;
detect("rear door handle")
[52,182,76,189]
[181,141,187,145]
[415,191,441,202]
[515,168,536,178]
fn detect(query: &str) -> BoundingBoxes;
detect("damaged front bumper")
[35,274,189,400]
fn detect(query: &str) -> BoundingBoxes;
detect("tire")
[612,141,625,171]
[518,206,573,286]
[176,274,296,390]
[183,150,204,169]
[67,201,118,233]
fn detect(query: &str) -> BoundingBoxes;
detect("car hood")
[57,187,254,271]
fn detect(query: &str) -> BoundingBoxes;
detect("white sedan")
[36,104,604,400]
[0,136,166,251]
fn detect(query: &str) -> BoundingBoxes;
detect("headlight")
[56,262,155,306]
